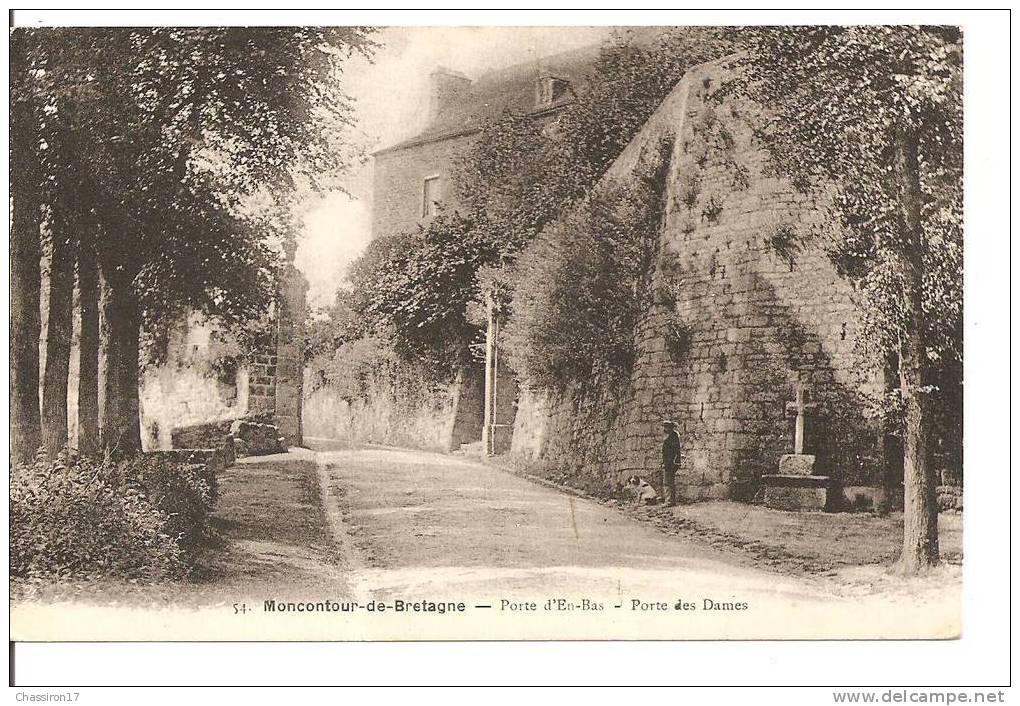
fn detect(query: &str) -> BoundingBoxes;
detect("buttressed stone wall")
[511,59,885,501]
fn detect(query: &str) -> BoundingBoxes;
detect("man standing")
[661,420,682,507]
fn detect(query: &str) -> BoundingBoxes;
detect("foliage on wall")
[503,136,671,391]
[308,28,735,389]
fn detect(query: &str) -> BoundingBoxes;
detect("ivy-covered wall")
[510,59,885,500]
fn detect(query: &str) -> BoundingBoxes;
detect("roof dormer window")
[535,76,571,109]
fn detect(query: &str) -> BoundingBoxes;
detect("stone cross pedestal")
[763,384,831,511]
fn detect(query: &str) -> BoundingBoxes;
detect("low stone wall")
[170,418,236,450]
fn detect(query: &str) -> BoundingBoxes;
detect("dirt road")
[11,443,961,641]
[308,439,960,639]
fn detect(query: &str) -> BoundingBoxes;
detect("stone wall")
[139,314,247,450]
[303,366,484,452]
[142,248,307,451]
[509,59,884,500]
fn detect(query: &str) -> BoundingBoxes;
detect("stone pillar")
[246,326,278,418]
[273,243,307,447]
[482,296,517,455]
[245,243,307,448]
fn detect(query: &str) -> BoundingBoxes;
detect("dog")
[624,475,660,505]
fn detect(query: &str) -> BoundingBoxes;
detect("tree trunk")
[41,209,78,457]
[877,350,904,516]
[77,224,101,456]
[99,267,142,457]
[9,101,43,464]
[893,122,939,572]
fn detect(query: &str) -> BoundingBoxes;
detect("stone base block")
[231,418,285,456]
[457,440,486,459]
[678,482,731,502]
[171,419,234,450]
[778,454,816,476]
[761,474,831,512]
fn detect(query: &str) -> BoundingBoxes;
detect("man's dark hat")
[661,419,677,427]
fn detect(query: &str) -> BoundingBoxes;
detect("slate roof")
[375,44,600,156]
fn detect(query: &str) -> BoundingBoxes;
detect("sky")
[293,26,614,309]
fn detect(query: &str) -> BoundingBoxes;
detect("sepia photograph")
[8,11,1002,682]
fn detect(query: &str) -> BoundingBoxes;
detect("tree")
[9,30,47,462]
[359,214,499,373]
[76,221,101,456]
[729,26,963,572]
[39,110,89,456]
[10,28,375,456]
[40,204,78,456]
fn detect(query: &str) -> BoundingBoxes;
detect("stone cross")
[785,385,820,455]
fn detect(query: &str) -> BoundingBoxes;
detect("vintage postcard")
[9,21,965,643]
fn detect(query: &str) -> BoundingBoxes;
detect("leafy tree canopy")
[14,27,377,341]
[726,26,963,364]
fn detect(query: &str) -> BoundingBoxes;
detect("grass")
[635,500,962,576]
[494,455,962,577]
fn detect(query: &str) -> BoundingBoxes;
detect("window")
[422,175,442,217]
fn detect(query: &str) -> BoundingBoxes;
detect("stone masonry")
[511,59,885,501]
[247,244,307,448]
[150,243,308,451]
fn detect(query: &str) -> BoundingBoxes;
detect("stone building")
[370,46,599,454]
[372,46,596,239]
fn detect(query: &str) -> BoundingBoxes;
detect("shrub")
[359,213,500,374]
[308,334,397,399]
[10,452,214,582]
[115,456,214,555]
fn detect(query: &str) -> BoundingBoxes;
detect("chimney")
[429,66,472,125]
